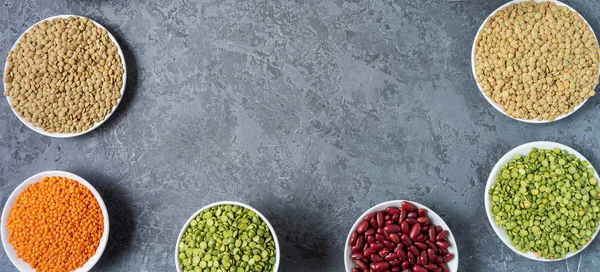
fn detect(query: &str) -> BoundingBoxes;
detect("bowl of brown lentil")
[472,0,600,123]
[1,170,110,271]
[2,15,127,137]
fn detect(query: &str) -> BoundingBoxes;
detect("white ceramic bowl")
[175,201,280,272]
[1,170,110,271]
[485,141,600,261]
[344,200,459,272]
[3,15,127,137]
[471,0,600,123]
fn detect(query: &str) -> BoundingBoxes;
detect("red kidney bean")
[378,247,390,258]
[376,211,385,228]
[384,253,397,261]
[365,213,376,220]
[399,209,407,222]
[408,245,420,256]
[391,214,399,222]
[365,228,376,236]
[352,242,362,253]
[363,241,369,252]
[436,230,449,241]
[357,220,369,234]
[350,231,358,246]
[427,248,436,261]
[417,208,427,217]
[389,259,400,266]
[377,228,384,235]
[401,260,409,270]
[385,220,394,226]
[409,223,421,240]
[367,235,375,244]
[370,262,389,271]
[392,268,401,272]
[371,242,384,251]
[356,236,364,248]
[405,218,418,225]
[425,240,438,251]
[370,254,384,262]
[443,253,454,263]
[375,234,386,242]
[384,224,401,233]
[407,251,416,265]
[351,252,364,259]
[417,216,429,224]
[435,256,443,264]
[352,268,360,272]
[435,241,449,250]
[364,247,375,257]
[394,246,407,260]
[421,250,428,264]
[388,233,400,244]
[385,214,391,221]
[417,256,422,265]
[421,225,429,232]
[414,242,427,250]
[435,226,443,233]
[424,264,439,270]
[415,234,426,242]
[407,212,417,219]
[401,202,416,212]
[428,228,436,243]
[440,263,450,272]
[439,248,448,256]
[400,221,410,234]
[400,234,412,247]
[412,264,428,272]
[370,217,378,228]
[386,207,400,215]
[383,240,395,251]
[354,259,368,270]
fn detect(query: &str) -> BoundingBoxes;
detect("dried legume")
[490,147,600,259]
[7,176,104,271]
[3,16,124,133]
[474,1,600,121]
[178,204,276,272]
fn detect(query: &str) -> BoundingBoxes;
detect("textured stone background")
[1,0,600,271]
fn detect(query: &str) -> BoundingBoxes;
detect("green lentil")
[178,204,276,272]
[490,148,600,259]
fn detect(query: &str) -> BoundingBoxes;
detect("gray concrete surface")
[1,0,600,271]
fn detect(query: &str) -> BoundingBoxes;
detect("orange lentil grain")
[6,176,104,272]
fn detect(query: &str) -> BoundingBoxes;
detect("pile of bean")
[474,1,600,121]
[349,202,454,272]
[3,16,124,133]
[178,204,277,272]
[490,147,600,259]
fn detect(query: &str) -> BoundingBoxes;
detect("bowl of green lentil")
[175,201,280,272]
[485,141,600,261]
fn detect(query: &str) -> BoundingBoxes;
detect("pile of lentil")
[474,1,600,121]
[489,147,600,259]
[3,16,124,133]
[178,204,277,272]
[6,176,104,271]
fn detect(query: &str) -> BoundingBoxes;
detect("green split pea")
[490,147,600,259]
[178,204,277,272]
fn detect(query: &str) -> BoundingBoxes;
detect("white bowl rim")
[1,170,110,271]
[3,14,127,138]
[174,201,281,272]
[484,141,600,261]
[343,200,459,272]
[471,0,600,124]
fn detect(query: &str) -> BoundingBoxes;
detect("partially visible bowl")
[344,200,459,272]
[484,141,600,261]
[175,201,280,272]
[471,0,600,123]
[3,14,127,137]
[1,170,110,271]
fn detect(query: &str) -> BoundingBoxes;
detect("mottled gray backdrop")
[1,0,600,271]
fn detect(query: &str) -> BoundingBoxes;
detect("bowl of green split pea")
[485,141,600,261]
[175,201,280,272]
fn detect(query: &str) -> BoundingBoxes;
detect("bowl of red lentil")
[1,171,109,272]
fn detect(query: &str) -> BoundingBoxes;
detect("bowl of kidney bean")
[345,200,459,272]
